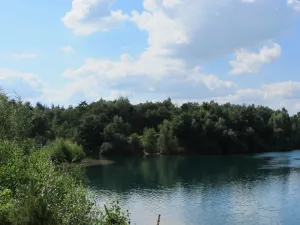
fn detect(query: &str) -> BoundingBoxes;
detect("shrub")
[0,189,13,225]
[0,139,131,225]
[0,93,131,225]
[141,128,158,154]
[43,139,86,163]
[91,200,131,225]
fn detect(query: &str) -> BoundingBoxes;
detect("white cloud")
[58,52,237,105]
[11,52,37,60]
[0,68,46,101]
[261,81,300,100]
[130,0,293,63]
[229,43,281,75]
[287,0,300,11]
[209,81,300,114]
[202,75,237,90]
[62,0,129,35]
[241,0,257,3]
[0,68,44,89]
[62,46,75,54]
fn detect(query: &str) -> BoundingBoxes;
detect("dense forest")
[28,96,300,157]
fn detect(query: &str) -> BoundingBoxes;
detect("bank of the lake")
[86,150,300,225]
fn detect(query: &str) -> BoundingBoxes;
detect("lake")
[86,151,300,225]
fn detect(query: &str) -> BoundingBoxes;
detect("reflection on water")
[87,151,300,225]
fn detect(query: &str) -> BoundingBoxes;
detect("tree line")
[27,96,300,157]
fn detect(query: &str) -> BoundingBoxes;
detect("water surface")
[87,151,300,225]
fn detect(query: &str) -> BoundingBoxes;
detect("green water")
[86,151,300,225]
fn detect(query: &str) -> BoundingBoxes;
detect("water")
[86,151,300,225]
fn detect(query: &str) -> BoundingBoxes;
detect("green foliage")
[141,128,158,154]
[103,116,131,140]
[0,92,132,225]
[91,200,131,225]
[4,89,300,157]
[0,139,92,225]
[157,120,179,154]
[129,133,143,155]
[0,94,32,142]
[100,116,132,155]
[43,138,86,163]
[0,189,13,224]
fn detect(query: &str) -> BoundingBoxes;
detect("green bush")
[0,93,132,225]
[91,200,131,225]
[0,189,13,225]
[43,139,86,163]
[8,150,93,225]
[141,128,158,154]
[0,139,130,225]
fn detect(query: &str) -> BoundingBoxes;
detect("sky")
[1,0,300,113]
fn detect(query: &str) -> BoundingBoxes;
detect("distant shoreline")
[79,148,300,167]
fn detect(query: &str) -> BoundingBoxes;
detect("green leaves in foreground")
[90,200,131,225]
[0,139,130,225]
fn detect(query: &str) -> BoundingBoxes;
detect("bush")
[91,200,131,225]
[0,189,13,225]
[0,93,132,224]
[141,128,158,154]
[43,139,85,163]
[0,139,131,225]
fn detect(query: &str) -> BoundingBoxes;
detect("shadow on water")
[86,152,300,192]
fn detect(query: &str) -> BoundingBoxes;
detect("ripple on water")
[87,152,300,225]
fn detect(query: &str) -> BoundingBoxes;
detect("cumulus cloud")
[11,52,37,60]
[0,68,46,100]
[0,68,44,89]
[209,81,300,114]
[131,0,293,63]
[59,53,237,105]
[62,0,129,35]
[229,43,282,75]
[62,46,75,54]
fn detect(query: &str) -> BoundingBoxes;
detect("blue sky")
[1,0,300,113]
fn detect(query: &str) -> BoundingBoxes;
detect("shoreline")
[79,158,116,167]
[79,148,299,167]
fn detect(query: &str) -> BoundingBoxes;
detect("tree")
[101,116,132,155]
[141,128,158,154]
[157,120,179,154]
[0,94,32,142]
